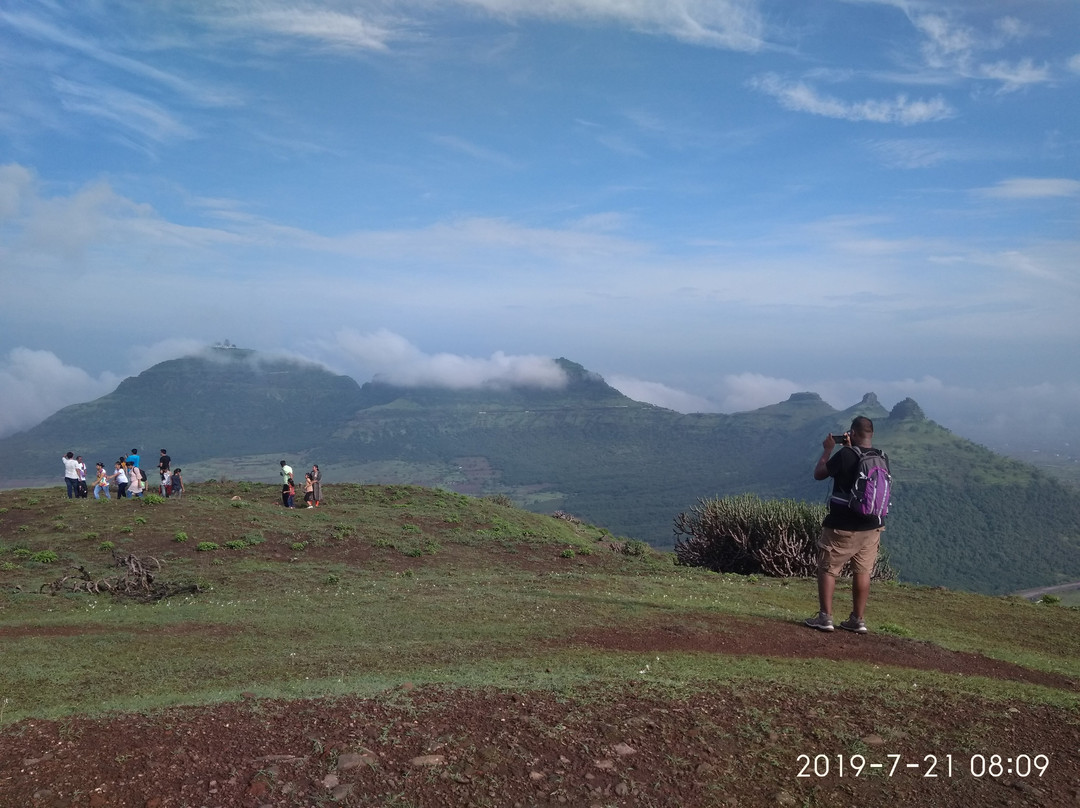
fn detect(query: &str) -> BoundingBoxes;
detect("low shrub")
[174,531,189,542]
[673,494,895,581]
[621,539,651,557]
[196,542,219,552]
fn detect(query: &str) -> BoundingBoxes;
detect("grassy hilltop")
[1,484,1078,807]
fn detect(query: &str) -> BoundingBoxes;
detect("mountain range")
[2,346,1079,595]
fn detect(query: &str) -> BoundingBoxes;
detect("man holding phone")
[804,416,887,634]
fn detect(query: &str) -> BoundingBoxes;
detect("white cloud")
[609,369,1080,458]
[456,0,766,50]
[204,0,767,53]
[0,349,121,438]
[218,6,397,52]
[325,328,569,390]
[978,177,1080,199]
[977,58,1050,93]
[429,135,521,169]
[606,376,716,412]
[52,77,196,144]
[0,163,35,219]
[749,74,954,124]
[906,9,1053,92]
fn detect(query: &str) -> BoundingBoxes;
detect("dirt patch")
[0,621,237,640]
[571,615,1080,693]
[2,618,1078,808]
[2,683,1078,808]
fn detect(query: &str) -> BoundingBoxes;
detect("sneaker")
[804,611,834,632]
[838,614,868,634]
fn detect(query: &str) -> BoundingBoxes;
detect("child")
[286,476,296,508]
[93,463,110,500]
[303,473,315,508]
[161,468,172,497]
[171,468,184,499]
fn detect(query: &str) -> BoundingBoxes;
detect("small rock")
[615,782,630,796]
[612,743,636,757]
[594,759,615,770]
[331,783,355,801]
[775,790,798,806]
[322,774,340,788]
[529,771,545,781]
[336,752,364,771]
[410,754,445,766]
[862,734,886,747]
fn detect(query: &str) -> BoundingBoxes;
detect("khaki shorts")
[817,526,883,577]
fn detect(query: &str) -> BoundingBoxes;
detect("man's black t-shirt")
[822,446,884,531]
[159,454,171,473]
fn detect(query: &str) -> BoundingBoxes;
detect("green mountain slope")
[1,351,1078,595]
[0,348,363,483]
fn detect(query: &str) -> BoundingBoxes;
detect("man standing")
[279,460,293,507]
[127,449,141,469]
[805,416,888,634]
[159,449,172,495]
[62,452,80,498]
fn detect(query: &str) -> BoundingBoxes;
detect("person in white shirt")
[110,461,129,499]
[62,452,79,498]
[75,456,88,498]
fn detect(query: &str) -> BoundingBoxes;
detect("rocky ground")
[2,620,1078,808]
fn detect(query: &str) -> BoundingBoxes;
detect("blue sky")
[1,0,1078,460]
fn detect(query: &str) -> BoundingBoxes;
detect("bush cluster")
[673,494,895,580]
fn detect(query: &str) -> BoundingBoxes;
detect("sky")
[1,0,1078,460]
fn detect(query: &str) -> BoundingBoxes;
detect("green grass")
[1,482,1078,723]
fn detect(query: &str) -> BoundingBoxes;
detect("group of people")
[279,460,321,509]
[63,448,184,501]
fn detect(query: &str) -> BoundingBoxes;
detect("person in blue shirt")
[127,449,141,468]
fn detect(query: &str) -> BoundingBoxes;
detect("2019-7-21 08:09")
[796,753,1050,778]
